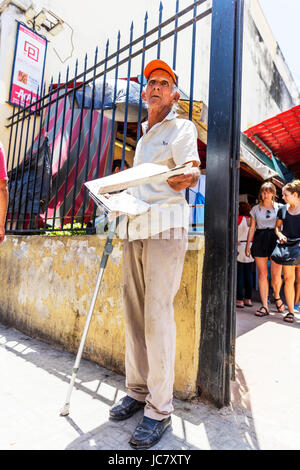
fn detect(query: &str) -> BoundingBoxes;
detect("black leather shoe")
[129,416,171,449]
[109,395,145,421]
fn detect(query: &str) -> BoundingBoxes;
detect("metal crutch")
[60,214,122,416]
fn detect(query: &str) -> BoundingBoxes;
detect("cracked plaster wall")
[0,234,204,399]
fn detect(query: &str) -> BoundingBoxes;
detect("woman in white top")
[236,202,254,308]
[245,182,283,317]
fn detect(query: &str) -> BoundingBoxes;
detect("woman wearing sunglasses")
[245,182,283,317]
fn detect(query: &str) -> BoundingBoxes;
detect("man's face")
[142,69,180,110]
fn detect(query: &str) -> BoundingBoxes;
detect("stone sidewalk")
[0,302,299,451]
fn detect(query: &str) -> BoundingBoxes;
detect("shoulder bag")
[271,238,300,265]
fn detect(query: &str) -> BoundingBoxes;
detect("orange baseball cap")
[144,59,178,86]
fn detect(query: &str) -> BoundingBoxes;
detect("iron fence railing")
[6,0,211,234]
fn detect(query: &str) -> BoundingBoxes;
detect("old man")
[109,59,200,449]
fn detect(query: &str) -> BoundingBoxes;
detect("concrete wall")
[241,0,300,130]
[0,234,204,399]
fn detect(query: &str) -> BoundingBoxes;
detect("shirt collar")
[142,109,177,134]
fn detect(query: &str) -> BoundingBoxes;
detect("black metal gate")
[6,0,211,233]
[198,0,244,406]
[5,0,244,407]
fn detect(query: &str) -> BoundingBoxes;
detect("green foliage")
[42,221,87,236]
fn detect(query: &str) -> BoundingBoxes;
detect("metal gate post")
[197,0,244,407]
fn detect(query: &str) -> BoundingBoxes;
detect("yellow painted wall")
[0,234,204,399]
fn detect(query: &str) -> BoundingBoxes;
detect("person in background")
[293,269,300,312]
[275,180,300,323]
[245,182,283,317]
[236,202,254,308]
[0,142,8,244]
[111,158,130,174]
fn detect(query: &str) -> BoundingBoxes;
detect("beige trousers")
[122,228,188,420]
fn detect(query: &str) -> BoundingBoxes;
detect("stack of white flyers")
[91,192,150,216]
[85,161,193,216]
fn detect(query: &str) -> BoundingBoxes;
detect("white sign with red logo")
[9,22,47,108]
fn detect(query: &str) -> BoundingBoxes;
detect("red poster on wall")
[9,22,48,109]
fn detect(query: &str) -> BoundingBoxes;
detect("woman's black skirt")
[251,228,277,258]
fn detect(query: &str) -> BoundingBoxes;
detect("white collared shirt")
[125,111,200,241]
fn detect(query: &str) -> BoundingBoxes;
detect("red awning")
[244,104,300,176]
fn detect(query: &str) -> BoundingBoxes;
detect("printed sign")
[9,22,47,109]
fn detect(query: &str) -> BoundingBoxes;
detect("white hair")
[171,84,180,112]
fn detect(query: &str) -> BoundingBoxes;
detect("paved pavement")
[0,301,299,451]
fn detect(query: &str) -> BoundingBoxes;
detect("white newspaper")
[85,162,193,216]
[92,192,150,216]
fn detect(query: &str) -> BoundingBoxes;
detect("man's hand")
[167,167,200,191]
